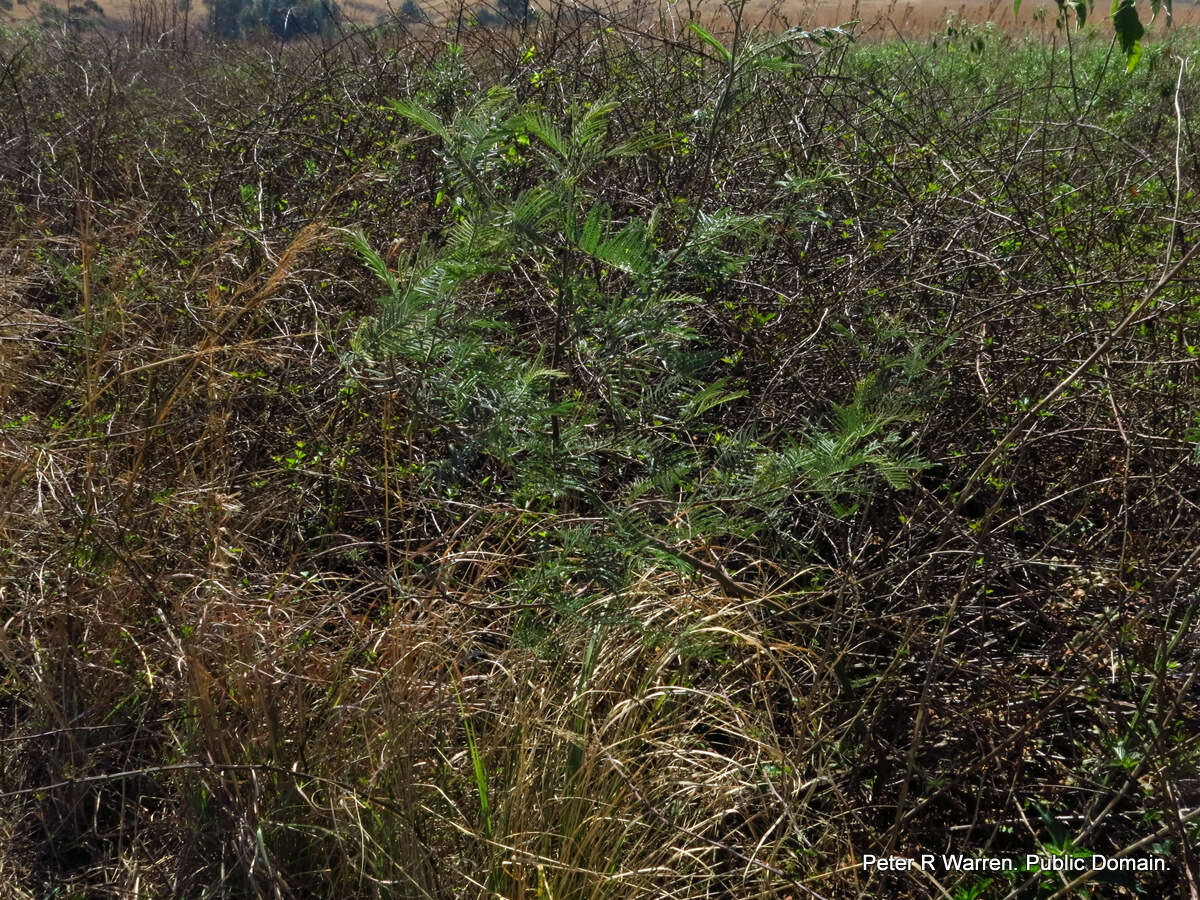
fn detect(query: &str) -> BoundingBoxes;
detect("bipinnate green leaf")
[687,21,733,62]
[345,228,400,297]
[573,100,620,155]
[390,99,452,143]
[518,110,569,162]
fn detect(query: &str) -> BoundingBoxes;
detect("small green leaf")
[1112,0,1145,72]
[1032,800,1070,849]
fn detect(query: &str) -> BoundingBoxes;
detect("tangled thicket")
[1,10,1198,898]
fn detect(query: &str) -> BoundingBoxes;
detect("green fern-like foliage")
[750,377,931,516]
[350,77,928,612]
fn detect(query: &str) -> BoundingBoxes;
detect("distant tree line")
[475,0,530,27]
[203,0,540,39]
[394,0,534,27]
[207,0,340,38]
